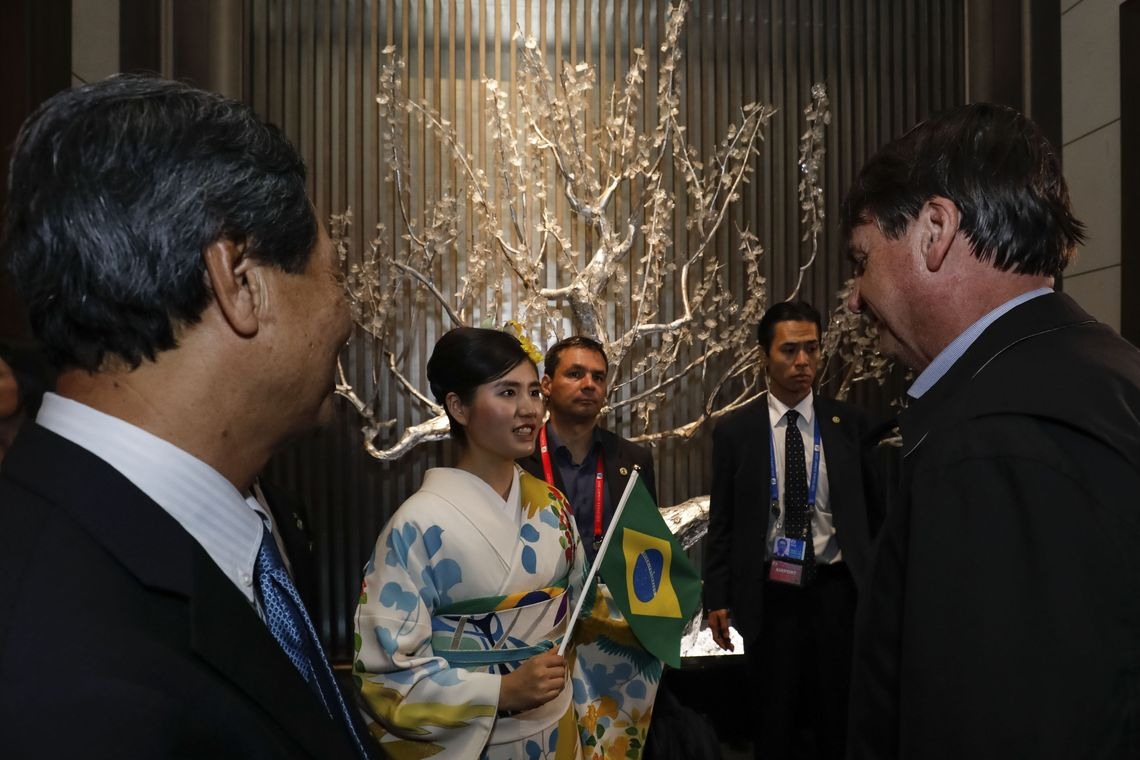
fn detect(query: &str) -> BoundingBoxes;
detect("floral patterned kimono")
[354,467,660,760]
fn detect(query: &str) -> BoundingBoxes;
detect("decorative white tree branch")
[338,1,796,461]
[787,84,830,303]
[332,5,906,588]
[818,279,898,401]
[337,0,894,473]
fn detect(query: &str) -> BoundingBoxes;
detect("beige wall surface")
[1061,0,1125,330]
[72,0,120,86]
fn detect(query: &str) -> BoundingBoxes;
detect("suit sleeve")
[702,420,735,613]
[354,514,500,750]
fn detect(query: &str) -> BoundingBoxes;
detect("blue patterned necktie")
[255,525,367,758]
[783,409,816,581]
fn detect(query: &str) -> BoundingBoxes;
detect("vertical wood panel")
[246,0,966,660]
[1123,0,1140,346]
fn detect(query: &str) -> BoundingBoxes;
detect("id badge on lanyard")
[766,417,821,587]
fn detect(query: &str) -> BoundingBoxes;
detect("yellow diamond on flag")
[598,475,701,667]
[621,527,682,618]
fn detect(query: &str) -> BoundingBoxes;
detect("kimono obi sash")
[431,577,571,670]
[432,578,574,745]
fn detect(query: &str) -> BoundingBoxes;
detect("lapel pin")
[832,416,841,423]
[619,466,630,476]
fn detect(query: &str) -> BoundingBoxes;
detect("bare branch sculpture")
[338,1,784,461]
[336,3,895,481]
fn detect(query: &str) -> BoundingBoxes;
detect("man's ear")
[203,239,259,337]
[539,374,553,399]
[445,392,468,427]
[920,196,961,273]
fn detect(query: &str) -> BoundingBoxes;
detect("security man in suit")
[518,335,657,563]
[703,301,874,760]
[0,76,366,758]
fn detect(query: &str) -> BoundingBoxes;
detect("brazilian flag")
[597,477,701,667]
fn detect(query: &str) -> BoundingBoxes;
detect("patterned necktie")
[255,526,367,758]
[782,409,816,579]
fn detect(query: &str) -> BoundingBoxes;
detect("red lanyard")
[539,424,606,544]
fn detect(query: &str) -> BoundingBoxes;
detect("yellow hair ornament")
[505,320,544,365]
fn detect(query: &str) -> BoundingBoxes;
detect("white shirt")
[37,393,267,605]
[766,391,841,564]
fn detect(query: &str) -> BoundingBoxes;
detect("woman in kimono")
[354,327,586,759]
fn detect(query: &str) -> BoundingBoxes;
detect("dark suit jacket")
[702,394,873,647]
[518,422,658,516]
[849,293,1140,759]
[0,425,361,759]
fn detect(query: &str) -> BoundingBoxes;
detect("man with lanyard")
[520,335,722,760]
[518,335,657,563]
[703,301,875,760]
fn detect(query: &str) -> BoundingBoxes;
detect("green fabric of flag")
[597,477,702,668]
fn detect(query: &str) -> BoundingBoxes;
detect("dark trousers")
[745,561,856,760]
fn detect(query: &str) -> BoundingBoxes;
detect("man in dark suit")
[842,103,1140,758]
[704,301,874,760]
[518,336,657,562]
[0,76,366,758]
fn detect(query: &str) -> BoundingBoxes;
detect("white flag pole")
[557,470,640,657]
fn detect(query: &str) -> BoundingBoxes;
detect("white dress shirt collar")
[908,287,1053,399]
[767,389,816,429]
[36,393,265,603]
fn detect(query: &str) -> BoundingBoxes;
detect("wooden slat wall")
[245,0,964,661]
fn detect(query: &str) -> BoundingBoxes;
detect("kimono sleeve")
[353,513,500,752]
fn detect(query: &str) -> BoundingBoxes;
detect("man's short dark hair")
[543,336,609,378]
[3,75,316,371]
[757,301,822,352]
[839,102,1085,279]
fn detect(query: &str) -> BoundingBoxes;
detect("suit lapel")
[190,550,356,759]
[740,400,774,539]
[815,398,871,586]
[600,430,628,508]
[816,398,858,504]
